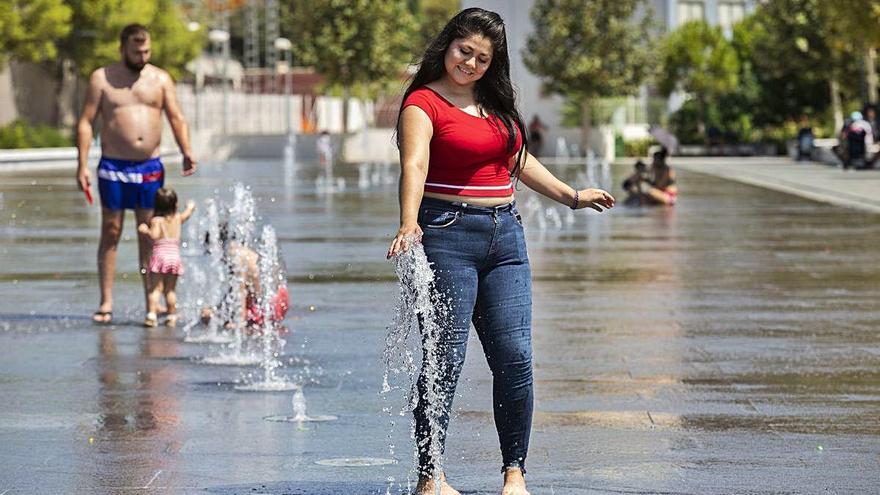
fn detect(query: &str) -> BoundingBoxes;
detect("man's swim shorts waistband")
[97,156,164,183]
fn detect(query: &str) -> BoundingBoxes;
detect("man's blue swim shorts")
[97,156,165,210]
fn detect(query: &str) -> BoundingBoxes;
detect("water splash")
[384,238,450,492]
[283,132,297,169]
[229,183,257,247]
[234,225,295,391]
[185,199,233,344]
[356,162,396,190]
[555,136,570,158]
[283,132,297,189]
[544,206,564,230]
[357,163,371,189]
[292,386,307,420]
[204,185,262,365]
[181,185,282,368]
[263,387,338,422]
[316,133,344,194]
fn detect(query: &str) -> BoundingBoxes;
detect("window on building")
[718,1,747,30]
[677,1,705,24]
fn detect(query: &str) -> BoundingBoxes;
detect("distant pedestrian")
[527,115,546,156]
[621,159,650,205]
[864,104,879,143]
[316,130,332,167]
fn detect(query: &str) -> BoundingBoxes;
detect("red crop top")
[402,86,522,197]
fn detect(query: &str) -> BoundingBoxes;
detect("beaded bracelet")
[570,189,579,210]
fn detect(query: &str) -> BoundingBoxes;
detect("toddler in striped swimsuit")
[137,187,196,327]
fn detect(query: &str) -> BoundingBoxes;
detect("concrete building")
[461,0,757,156]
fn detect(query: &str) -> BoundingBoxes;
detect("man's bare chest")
[102,82,163,111]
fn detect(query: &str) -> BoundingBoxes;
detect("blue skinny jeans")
[414,197,534,475]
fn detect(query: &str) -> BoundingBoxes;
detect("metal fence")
[175,85,374,135]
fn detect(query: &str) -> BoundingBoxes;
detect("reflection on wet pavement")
[1,158,879,493]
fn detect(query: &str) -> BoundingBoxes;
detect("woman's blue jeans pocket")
[419,208,460,229]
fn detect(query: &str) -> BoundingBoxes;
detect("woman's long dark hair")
[396,8,528,177]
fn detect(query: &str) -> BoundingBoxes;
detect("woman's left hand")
[577,188,615,211]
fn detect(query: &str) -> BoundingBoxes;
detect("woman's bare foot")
[415,472,460,495]
[502,467,530,495]
[164,313,178,328]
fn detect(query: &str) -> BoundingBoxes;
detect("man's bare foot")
[415,472,460,495]
[502,467,530,495]
[92,304,113,324]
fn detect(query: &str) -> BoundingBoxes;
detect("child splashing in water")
[138,187,195,327]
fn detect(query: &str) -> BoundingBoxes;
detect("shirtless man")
[76,24,197,324]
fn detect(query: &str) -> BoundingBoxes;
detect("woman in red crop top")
[387,8,614,495]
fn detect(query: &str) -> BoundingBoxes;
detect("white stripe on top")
[97,169,144,183]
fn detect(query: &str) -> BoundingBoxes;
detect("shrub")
[0,120,72,149]
[623,137,658,157]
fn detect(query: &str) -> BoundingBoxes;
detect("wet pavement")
[1,156,879,494]
[671,156,880,213]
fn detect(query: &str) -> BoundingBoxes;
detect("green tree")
[523,0,655,150]
[735,0,863,131]
[658,21,739,139]
[60,0,203,80]
[415,0,459,54]
[290,0,418,131]
[833,0,880,103]
[0,0,72,68]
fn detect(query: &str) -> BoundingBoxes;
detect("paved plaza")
[1,156,879,494]
[671,156,880,213]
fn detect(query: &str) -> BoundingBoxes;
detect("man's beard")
[124,57,146,72]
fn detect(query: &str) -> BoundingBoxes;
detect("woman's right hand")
[387,223,423,259]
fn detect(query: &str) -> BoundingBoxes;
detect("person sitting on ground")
[796,115,814,161]
[622,148,677,206]
[845,111,875,170]
[834,115,854,164]
[646,147,678,205]
[137,188,195,327]
[622,159,650,205]
[199,223,289,332]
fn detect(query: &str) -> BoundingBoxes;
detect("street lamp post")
[274,37,293,134]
